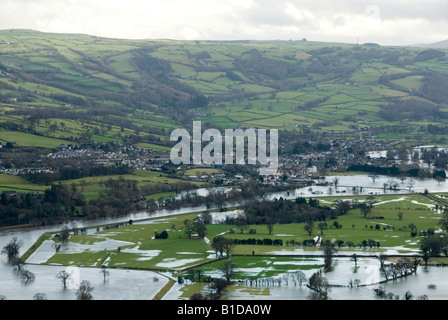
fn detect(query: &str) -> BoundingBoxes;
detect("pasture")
[1,31,448,148]
[27,193,445,277]
[0,130,72,148]
[0,174,47,193]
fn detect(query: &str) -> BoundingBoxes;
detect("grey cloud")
[374,1,448,21]
[272,0,447,22]
[333,16,347,27]
[244,5,296,26]
[0,0,447,45]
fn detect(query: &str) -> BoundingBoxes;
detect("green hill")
[1,29,448,149]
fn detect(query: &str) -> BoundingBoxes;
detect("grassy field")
[28,193,445,279]
[0,174,48,192]
[57,169,204,201]
[0,130,72,148]
[22,191,448,300]
[1,30,448,150]
[225,194,440,254]
[42,211,224,269]
[0,168,202,200]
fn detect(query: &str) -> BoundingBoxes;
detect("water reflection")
[1,174,448,300]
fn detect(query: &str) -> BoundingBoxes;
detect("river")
[1,174,448,300]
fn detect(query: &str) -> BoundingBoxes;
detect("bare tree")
[100,267,110,283]
[352,253,358,267]
[332,177,339,188]
[436,175,445,184]
[60,226,70,243]
[322,240,338,269]
[11,257,25,273]
[52,242,61,253]
[304,220,314,236]
[220,260,237,283]
[76,280,94,300]
[379,254,387,269]
[235,214,249,234]
[183,219,195,239]
[360,203,371,218]
[387,179,399,190]
[407,178,415,191]
[20,270,35,283]
[190,293,206,300]
[308,271,330,300]
[195,269,203,282]
[1,237,23,261]
[194,220,207,239]
[365,195,376,207]
[212,236,225,257]
[210,278,228,298]
[56,270,71,289]
[404,291,413,300]
[294,270,307,286]
[212,236,236,258]
[222,239,236,258]
[267,223,274,235]
[33,293,47,300]
[317,222,327,236]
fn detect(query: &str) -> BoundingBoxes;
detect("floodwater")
[0,263,169,300]
[1,174,448,300]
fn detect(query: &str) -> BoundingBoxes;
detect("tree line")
[0,177,144,227]
[22,164,132,185]
[231,197,341,226]
[347,163,447,179]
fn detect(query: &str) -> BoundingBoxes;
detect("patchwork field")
[1,30,448,152]
[25,193,446,282]
[0,169,203,202]
[0,173,48,192]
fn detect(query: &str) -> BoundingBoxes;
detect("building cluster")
[46,144,170,170]
[0,136,399,190]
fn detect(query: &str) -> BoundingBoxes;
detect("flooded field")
[2,174,448,300]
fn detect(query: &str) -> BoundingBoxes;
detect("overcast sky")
[1,0,447,45]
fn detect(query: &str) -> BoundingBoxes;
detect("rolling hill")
[1,29,448,150]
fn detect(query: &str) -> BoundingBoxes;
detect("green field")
[28,193,445,277]
[0,174,47,192]
[222,194,441,254]
[42,212,223,269]
[0,30,447,149]
[0,130,72,148]
[57,169,204,201]
[0,168,201,200]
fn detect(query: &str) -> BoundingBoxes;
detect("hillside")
[2,29,448,228]
[1,29,448,151]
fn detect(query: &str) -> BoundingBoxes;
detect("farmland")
[26,192,446,267]
[2,31,448,300]
[22,191,448,299]
[1,29,448,234]
[1,29,448,151]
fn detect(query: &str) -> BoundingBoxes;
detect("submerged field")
[25,193,446,280]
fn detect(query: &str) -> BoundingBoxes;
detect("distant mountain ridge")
[415,39,448,49]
